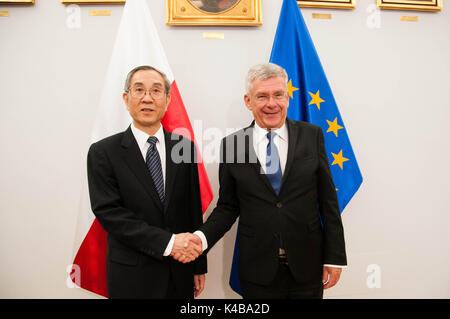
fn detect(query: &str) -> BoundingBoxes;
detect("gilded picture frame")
[0,0,34,4]
[377,0,442,11]
[297,0,356,9]
[166,0,262,26]
[61,0,124,4]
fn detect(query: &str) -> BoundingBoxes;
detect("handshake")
[170,233,204,263]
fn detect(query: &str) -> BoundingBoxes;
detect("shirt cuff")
[194,230,208,251]
[163,234,175,256]
[324,264,347,269]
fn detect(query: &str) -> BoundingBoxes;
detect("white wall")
[1,0,449,299]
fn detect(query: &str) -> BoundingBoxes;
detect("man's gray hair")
[124,65,171,95]
[245,63,288,94]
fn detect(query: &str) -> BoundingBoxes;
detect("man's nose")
[142,91,154,102]
[266,95,278,106]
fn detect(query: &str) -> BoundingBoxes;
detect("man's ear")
[244,94,252,111]
[164,93,171,112]
[122,92,129,111]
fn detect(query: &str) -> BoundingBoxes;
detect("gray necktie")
[146,136,165,203]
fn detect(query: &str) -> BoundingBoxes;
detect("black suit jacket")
[199,118,346,286]
[87,126,207,298]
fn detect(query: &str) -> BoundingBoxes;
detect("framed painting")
[166,0,262,26]
[377,0,442,11]
[0,0,34,3]
[297,0,356,9]
[61,0,124,4]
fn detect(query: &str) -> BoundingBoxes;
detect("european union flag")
[229,0,363,296]
[269,0,362,213]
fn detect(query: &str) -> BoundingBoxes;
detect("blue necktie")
[266,131,282,196]
[266,131,284,249]
[146,136,165,203]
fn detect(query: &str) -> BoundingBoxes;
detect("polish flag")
[70,0,213,297]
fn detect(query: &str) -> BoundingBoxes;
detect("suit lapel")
[121,127,164,212]
[163,129,179,213]
[281,118,298,189]
[244,122,278,197]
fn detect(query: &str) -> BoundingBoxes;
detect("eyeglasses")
[127,86,166,100]
[254,92,288,104]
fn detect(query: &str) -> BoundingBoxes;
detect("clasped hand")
[170,233,203,263]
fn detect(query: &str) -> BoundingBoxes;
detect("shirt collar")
[130,123,165,149]
[253,121,288,144]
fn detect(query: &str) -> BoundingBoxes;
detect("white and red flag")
[70,0,213,297]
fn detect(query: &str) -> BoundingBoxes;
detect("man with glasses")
[188,63,347,298]
[86,65,206,298]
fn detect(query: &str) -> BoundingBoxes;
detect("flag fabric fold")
[229,0,363,296]
[71,0,213,297]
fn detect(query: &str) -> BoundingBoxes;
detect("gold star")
[309,90,325,110]
[326,117,344,137]
[331,150,349,170]
[287,79,299,99]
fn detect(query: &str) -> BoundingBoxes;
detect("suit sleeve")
[316,128,347,266]
[189,142,208,275]
[199,139,240,251]
[87,143,172,260]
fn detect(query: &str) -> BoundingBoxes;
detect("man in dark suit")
[87,65,206,298]
[190,63,346,298]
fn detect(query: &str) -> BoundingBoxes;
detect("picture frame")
[166,0,262,26]
[377,0,442,11]
[0,0,34,4]
[61,0,124,4]
[297,0,356,9]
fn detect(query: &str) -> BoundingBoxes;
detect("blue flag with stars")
[229,0,363,296]
[270,0,363,213]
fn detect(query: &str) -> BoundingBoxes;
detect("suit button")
[276,202,283,208]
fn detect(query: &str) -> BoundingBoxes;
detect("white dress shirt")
[130,123,174,257]
[130,123,166,187]
[253,121,288,175]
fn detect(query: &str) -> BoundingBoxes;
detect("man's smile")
[263,110,280,116]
